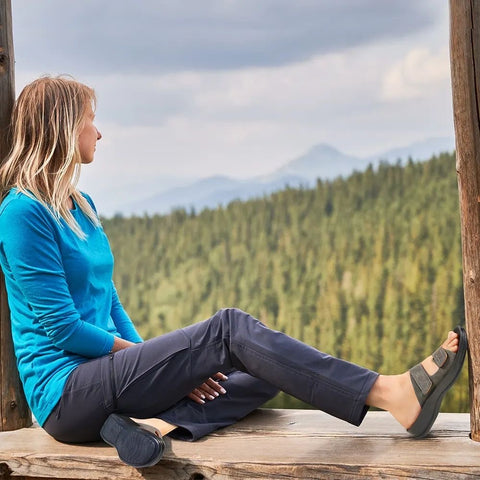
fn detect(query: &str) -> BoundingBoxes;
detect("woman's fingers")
[188,373,228,404]
[188,389,206,404]
[198,384,217,400]
[197,380,222,399]
[205,377,227,395]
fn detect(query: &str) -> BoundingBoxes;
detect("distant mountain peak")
[104,136,455,216]
[306,143,346,155]
[266,143,361,182]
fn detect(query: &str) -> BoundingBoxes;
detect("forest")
[103,152,469,411]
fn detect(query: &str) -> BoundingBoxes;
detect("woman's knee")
[215,308,259,328]
[212,308,268,344]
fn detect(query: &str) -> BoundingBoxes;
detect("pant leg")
[43,354,115,443]
[45,308,378,442]
[156,371,279,441]
[43,363,277,444]
[110,308,377,426]
[181,308,378,426]
[43,327,196,443]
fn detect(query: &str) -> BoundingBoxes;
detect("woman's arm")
[1,200,116,358]
[84,192,143,345]
[110,282,143,343]
[111,335,136,352]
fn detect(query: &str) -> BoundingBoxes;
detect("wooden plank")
[449,0,480,441]
[0,277,31,432]
[0,410,477,480]
[0,0,31,432]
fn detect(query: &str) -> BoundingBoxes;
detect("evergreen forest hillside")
[103,152,468,411]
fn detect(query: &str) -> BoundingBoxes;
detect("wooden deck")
[0,409,479,479]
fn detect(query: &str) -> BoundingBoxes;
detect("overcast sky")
[11,1,454,208]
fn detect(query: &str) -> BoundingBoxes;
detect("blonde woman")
[0,76,467,469]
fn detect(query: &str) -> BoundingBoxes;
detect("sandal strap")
[410,347,456,405]
[410,364,433,404]
[432,347,448,368]
[430,348,456,383]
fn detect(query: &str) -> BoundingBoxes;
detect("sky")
[10,1,454,210]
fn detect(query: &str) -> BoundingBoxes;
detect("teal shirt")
[0,189,143,426]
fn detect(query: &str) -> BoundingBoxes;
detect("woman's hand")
[188,372,228,404]
[110,336,136,352]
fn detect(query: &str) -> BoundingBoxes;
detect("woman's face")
[78,104,102,164]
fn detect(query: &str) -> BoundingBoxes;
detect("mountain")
[365,137,455,165]
[260,143,366,183]
[117,137,455,216]
[124,174,308,216]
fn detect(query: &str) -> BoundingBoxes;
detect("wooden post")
[0,0,32,431]
[450,0,480,441]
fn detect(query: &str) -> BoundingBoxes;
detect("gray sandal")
[407,325,467,438]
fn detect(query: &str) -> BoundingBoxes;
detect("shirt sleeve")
[0,200,115,358]
[82,192,143,343]
[110,282,143,343]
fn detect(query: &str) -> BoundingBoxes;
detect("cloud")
[380,47,451,101]
[77,43,453,182]
[12,0,454,215]
[12,0,437,74]
[50,43,398,129]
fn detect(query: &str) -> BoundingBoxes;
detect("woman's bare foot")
[365,331,460,429]
[130,417,177,436]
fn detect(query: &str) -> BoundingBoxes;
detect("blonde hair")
[0,76,100,237]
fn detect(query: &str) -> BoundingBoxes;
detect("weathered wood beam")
[450,0,480,440]
[0,0,32,431]
[0,411,479,480]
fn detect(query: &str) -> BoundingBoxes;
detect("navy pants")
[43,308,378,443]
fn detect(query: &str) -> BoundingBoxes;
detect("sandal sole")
[100,414,165,468]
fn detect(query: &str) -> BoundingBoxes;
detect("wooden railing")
[0,0,32,433]
[450,0,480,441]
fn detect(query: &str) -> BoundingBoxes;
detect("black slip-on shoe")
[100,414,165,468]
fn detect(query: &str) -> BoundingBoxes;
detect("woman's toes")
[443,332,459,351]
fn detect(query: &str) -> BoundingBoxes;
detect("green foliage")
[103,152,468,411]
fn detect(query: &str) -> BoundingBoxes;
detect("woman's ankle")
[366,373,420,428]
[366,374,399,411]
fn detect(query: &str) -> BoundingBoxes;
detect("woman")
[0,76,468,469]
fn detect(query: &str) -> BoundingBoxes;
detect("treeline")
[103,152,468,411]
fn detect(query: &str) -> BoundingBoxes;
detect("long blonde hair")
[0,76,100,237]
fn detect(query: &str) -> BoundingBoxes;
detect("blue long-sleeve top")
[0,188,143,426]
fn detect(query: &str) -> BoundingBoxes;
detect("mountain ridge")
[114,136,455,216]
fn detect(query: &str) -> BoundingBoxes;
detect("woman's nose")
[96,129,102,140]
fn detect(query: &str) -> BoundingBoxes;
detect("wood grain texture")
[0,276,31,432]
[0,0,31,433]
[0,0,14,160]
[450,0,480,440]
[0,410,478,480]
